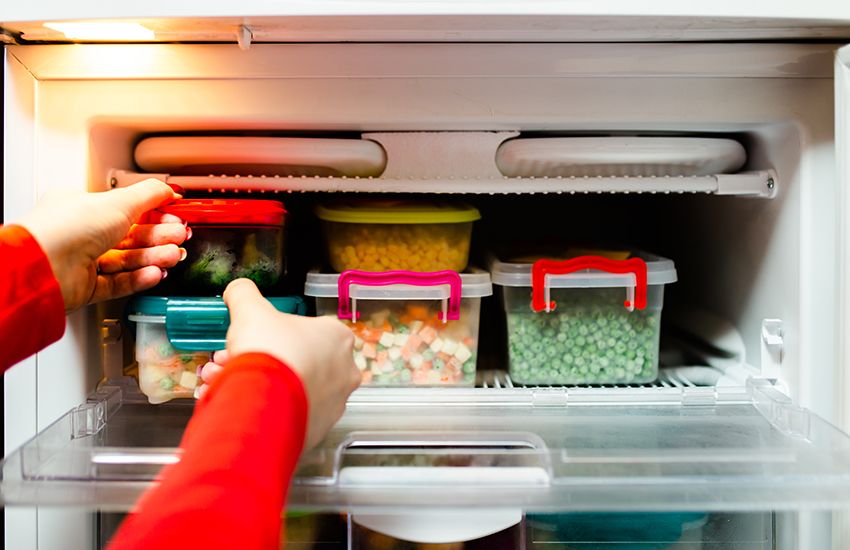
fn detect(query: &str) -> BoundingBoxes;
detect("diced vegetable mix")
[338,302,478,385]
[176,226,283,291]
[506,288,661,385]
[324,222,472,273]
[137,334,209,404]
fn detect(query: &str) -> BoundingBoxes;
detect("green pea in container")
[490,250,676,385]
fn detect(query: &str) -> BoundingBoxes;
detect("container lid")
[157,199,286,226]
[305,268,492,299]
[125,295,306,351]
[314,197,480,224]
[490,251,677,288]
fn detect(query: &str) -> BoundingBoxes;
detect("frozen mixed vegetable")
[137,334,208,404]
[506,288,660,385]
[340,303,478,385]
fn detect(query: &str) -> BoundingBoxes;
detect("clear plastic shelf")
[4,378,850,512]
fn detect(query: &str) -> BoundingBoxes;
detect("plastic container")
[490,251,677,385]
[305,268,492,385]
[314,198,480,273]
[126,295,306,403]
[157,199,287,293]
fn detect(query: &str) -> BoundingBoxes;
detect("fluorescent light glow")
[44,22,155,41]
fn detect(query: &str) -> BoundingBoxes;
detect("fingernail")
[193,386,201,400]
[182,219,189,228]
[179,248,187,261]
[185,227,193,240]
[160,269,168,280]
[167,183,186,196]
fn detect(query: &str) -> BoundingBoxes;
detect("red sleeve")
[0,224,65,373]
[107,353,309,550]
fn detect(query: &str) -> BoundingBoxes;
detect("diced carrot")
[352,321,367,333]
[413,370,430,384]
[405,334,422,351]
[462,337,474,348]
[437,352,451,363]
[419,326,438,344]
[362,371,374,383]
[448,357,463,372]
[400,347,413,360]
[421,361,432,372]
[400,315,413,325]
[382,321,393,332]
[376,351,388,368]
[407,305,429,320]
[173,385,186,393]
[365,329,383,342]
[362,342,377,359]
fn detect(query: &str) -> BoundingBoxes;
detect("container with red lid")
[158,199,287,293]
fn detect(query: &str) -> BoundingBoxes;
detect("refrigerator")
[4,3,850,549]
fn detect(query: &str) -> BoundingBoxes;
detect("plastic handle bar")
[531,256,648,312]
[338,270,462,321]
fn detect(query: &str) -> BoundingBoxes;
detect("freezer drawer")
[4,378,850,514]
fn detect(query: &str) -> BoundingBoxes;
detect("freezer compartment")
[5,379,850,512]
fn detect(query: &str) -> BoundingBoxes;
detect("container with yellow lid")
[315,198,481,273]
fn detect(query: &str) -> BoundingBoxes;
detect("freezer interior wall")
[3,42,839,434]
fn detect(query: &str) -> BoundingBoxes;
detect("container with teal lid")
[314,198,480,273]
[125,295,306,404]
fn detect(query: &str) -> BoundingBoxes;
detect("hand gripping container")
[314,197,480,273]
[305,269,492,385]
[125,295,306,403]
[490,252,677,385]
[157,199,287,293]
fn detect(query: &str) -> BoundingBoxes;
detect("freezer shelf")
[4,379,850,512]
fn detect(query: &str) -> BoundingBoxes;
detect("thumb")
[105,179,181,224]
[222,278,275,325]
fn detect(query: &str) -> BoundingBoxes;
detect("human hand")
[16,179,187,314]
[199,279,361,450]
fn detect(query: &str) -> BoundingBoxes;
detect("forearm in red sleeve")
[0,224,65,373]
[107,353,309,550]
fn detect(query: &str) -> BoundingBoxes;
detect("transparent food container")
[157,199,287,293]
[491,251,677,385]
[305,269,492,385]
[126,295,306,404]
[314,198,480,273]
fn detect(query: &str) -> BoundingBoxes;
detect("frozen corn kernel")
[324,222,473,273]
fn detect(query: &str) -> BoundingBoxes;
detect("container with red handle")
[490,250,677,385]
[305,268,492,386]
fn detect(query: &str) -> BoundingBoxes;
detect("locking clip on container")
[157,199,287,293]
[305,268,492,385]
[314,198,480,273]
[126,295,306,404]
[491,252,677,385]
